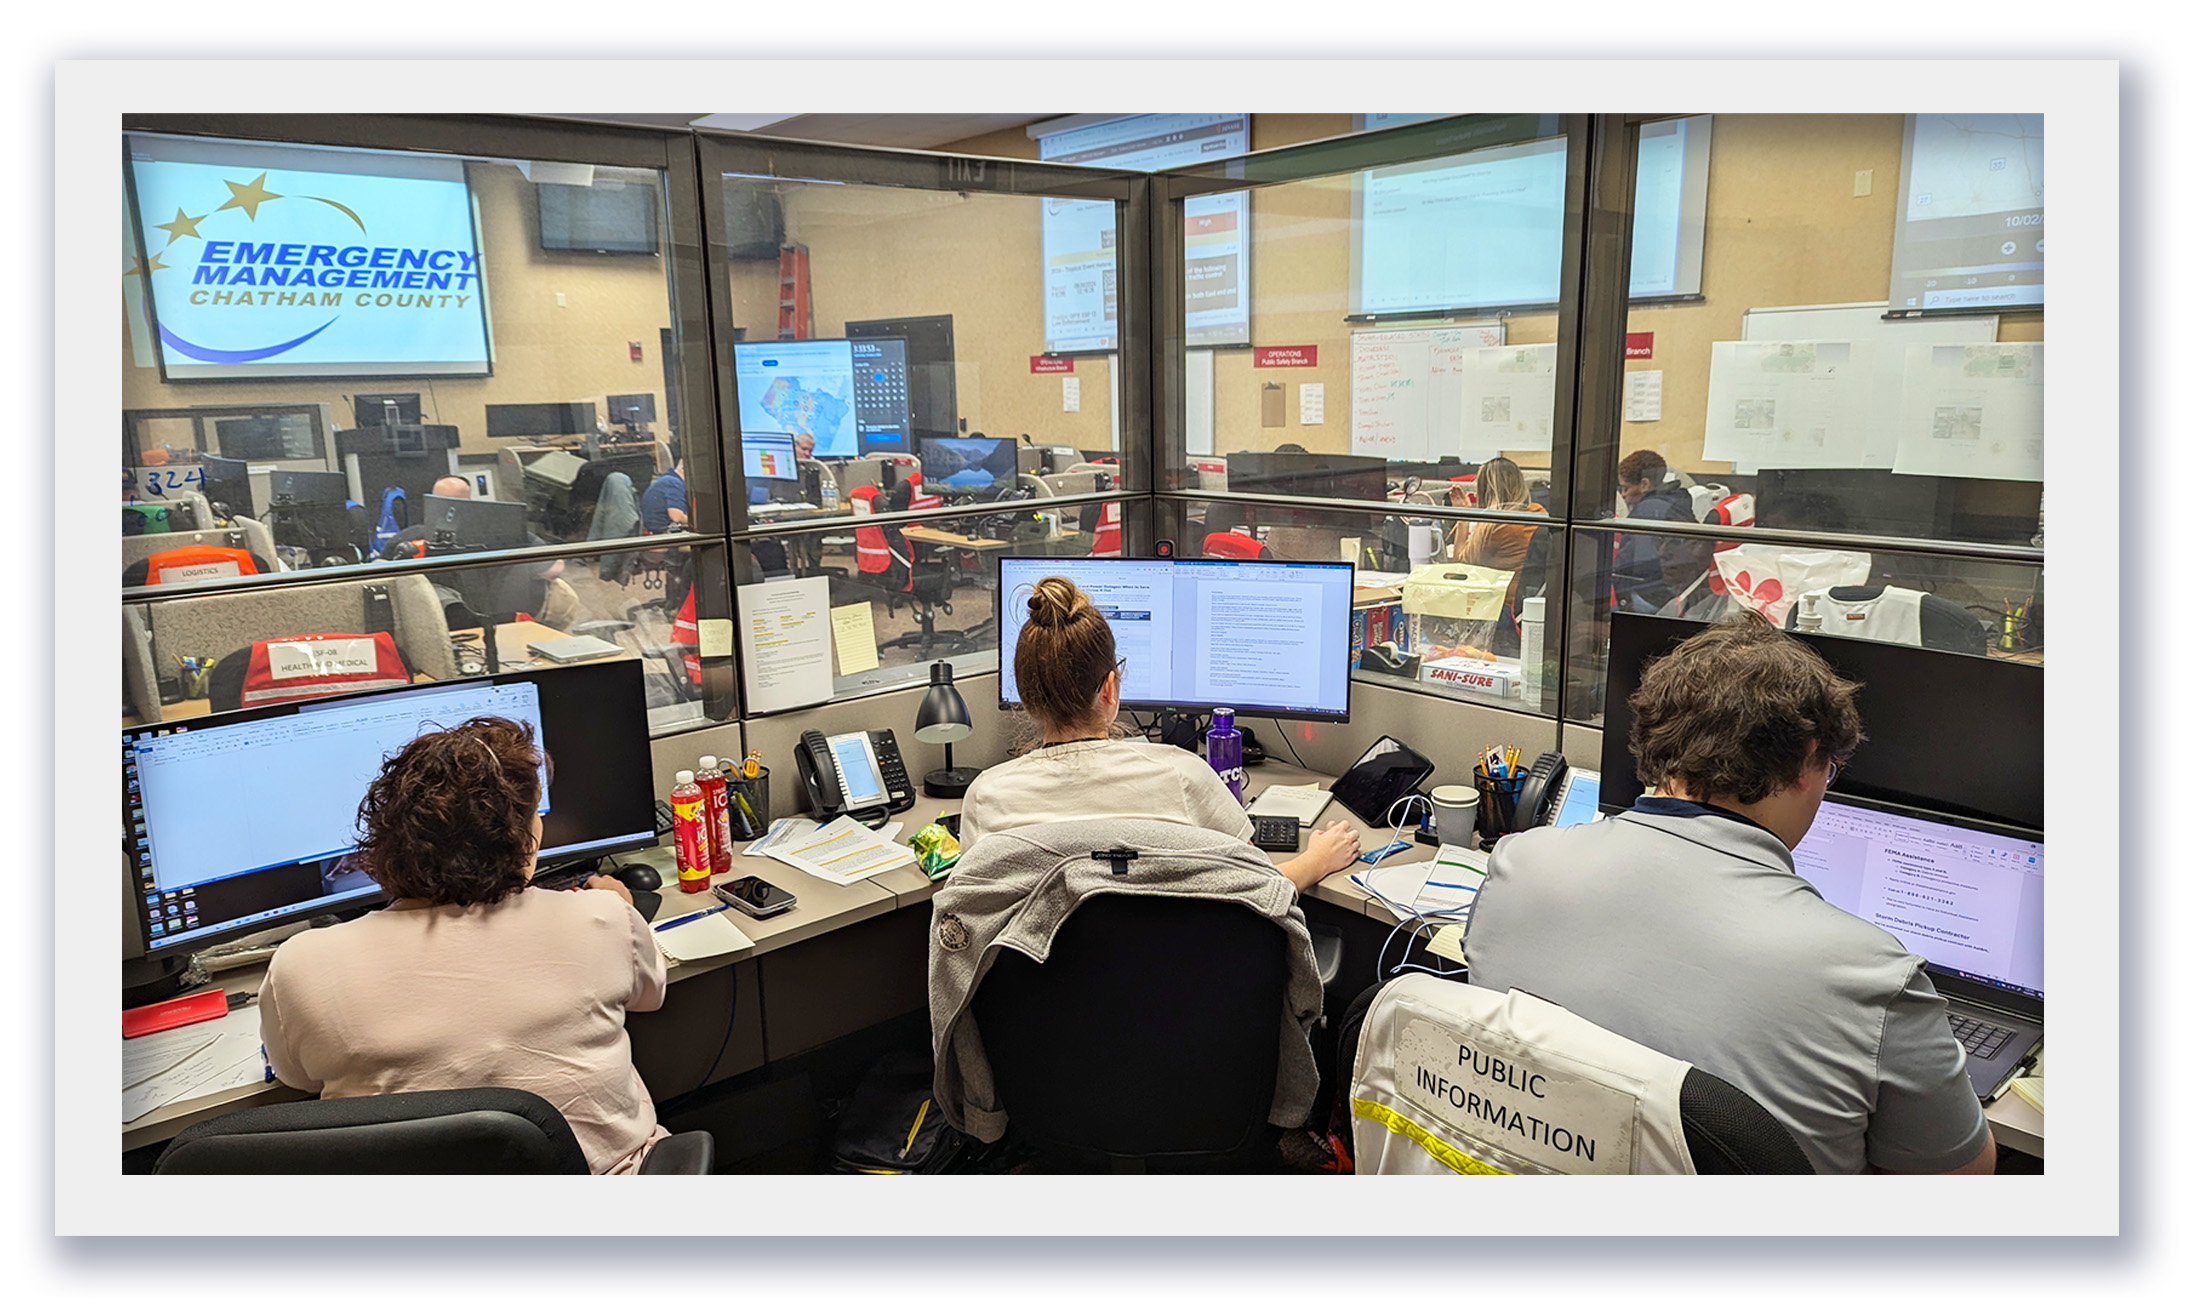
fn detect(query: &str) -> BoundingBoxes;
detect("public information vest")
[1350,974,1695,1175]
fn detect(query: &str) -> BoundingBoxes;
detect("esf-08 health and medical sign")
[130,153,492,380]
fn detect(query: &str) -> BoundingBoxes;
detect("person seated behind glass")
[1445,457,1548,615]
[1610,448,1697,611]
[258,717,669,1175]
[958,575,1360,894]
[1462,615,1996,1175]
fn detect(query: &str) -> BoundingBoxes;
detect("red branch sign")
[1625,332,1654,360]
[1030,355,1076,374]
[1253,345,1318,368]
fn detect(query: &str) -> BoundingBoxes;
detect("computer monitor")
[122,659,656,961]
[1600,611,2042,829]
[742,431,799,483]
[1792,794,2044,1002]
[734,339,858,458]
[266,469,352,555]
[996,556,1355,723]
[917,437,1018,493]
[485,402,597,440]
[605,393,656,426]
[850,338,913,453]
[214,412,319,462]
[197,453,252,519]
[350,393,423,428]
[422,495,530,553]
[846,314,956,440]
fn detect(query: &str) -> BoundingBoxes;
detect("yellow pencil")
[902,1098,931,1157]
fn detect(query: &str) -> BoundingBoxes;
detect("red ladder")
[776,243,812,340]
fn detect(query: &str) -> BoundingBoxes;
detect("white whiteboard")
[1348,324,1504,461]
[1737,302,1996,471]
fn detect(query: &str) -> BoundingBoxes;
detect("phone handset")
[795,727,918,826]
[795,729,846,818]
[1511,750,1570,830]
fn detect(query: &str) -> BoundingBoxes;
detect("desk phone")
[795,728,917,827]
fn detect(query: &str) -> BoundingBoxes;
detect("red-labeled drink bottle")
[670,769,713,893]
[696,756,733,877]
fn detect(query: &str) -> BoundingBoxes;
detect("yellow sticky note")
[1424,921,1468,963]
[831,602,880,675]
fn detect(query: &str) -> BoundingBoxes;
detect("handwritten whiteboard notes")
[1349,325,1505,461]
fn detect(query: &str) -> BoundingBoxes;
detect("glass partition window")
[124,541,727,736]
[1609,113,2044,547]
[732,497,1144,711]
[123,132,692,565]
[1170,498,1564,718]
[1165,116,1571,521]
[1561,527,2045,725]
[716,171,1132,531]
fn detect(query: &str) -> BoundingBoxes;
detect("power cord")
[1270,718,1307,768]
[697,964,740,1092]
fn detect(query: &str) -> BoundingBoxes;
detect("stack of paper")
[123,1005,270,1124]
[751,815,913,886]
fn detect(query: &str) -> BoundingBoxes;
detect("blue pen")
[260,1043,273,1083]
[655,901,731,932]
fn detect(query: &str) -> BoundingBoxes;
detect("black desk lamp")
[915,661,981,799]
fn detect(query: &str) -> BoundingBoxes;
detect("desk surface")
[121,790,965,1152]
[121,755,2041,1160]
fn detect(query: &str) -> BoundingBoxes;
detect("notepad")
[1248,784,1333,824]
[2008,1075,2045,1114]
[652,913,755,963]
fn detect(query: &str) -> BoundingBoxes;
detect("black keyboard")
[1947,1012,2020,1061]
[1251,815,1301,852]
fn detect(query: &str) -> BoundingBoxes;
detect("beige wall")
[125,160,676,459]
[1623,114,2043,476]
[948,112,2046,479]
[738,180,1118,447]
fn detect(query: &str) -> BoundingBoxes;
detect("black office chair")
[153,1087,714,1175]
[972,894,1292,1173]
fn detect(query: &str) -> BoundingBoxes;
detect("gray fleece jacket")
[927,816,1323,1143]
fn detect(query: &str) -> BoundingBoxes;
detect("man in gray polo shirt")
[1464,615,1995,1175]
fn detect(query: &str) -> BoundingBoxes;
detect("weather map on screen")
[127,136,491,380]
[735,340,858,458]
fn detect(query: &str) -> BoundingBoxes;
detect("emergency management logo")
[128,162,487,367]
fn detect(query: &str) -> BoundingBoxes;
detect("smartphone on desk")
[713,876,797,919]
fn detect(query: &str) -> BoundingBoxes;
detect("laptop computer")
[1792,795,2044,1099]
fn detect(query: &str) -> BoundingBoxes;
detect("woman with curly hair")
[257,716,671,1174]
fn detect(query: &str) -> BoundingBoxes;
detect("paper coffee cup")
[1430,784,1480,848]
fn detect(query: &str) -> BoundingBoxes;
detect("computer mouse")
[613,861,663,893]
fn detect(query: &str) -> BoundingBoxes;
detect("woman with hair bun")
[960,575,1359,893]
[257,716,671,1175]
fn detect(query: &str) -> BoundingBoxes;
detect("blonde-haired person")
[1447,457,1549,615]
[959,575,1360,894]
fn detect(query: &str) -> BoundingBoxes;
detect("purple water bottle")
[1206,708,1247,806]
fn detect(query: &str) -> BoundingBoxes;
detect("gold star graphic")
[123,251,169,277]
[218,173,282,220]
[155,208,205,244]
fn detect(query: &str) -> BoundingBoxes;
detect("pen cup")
[729,768,771,841]
[1473,770,1526,847]
[1428,784,1480,851]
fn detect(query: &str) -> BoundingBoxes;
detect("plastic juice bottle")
[1205,708,1248,806]
[696,756,733,876]
[669,770,713,893]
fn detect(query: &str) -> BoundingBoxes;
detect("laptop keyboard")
[1948,1013,2020,1061]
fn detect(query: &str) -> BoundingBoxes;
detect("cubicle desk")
[122,790,967,1156]
[1231,756,2047,1159]
[121,760,2041,1162]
